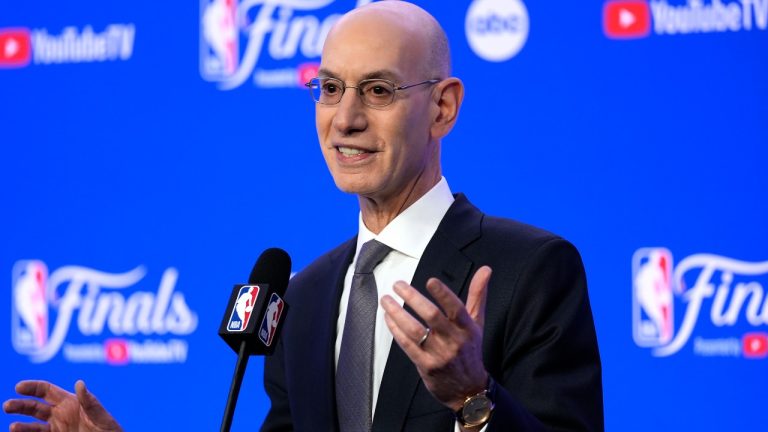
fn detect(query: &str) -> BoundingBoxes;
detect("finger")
[2,399,52,421]
[383,310,428,364]
[75,380,111,425]
[424,277,474,328]
[391,281,450,331]
[10,422,51,432]
[15,381,69,405]
[380,295,432,345]
[466,266,492,328]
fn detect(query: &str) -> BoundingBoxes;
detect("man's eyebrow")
[360,70,401,82]
[317,68,402,82]
[318,68,339,79]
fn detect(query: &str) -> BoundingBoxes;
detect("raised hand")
[4,380,123,432]
[381,265,492,411]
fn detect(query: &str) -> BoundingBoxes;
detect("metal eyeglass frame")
[305,77,440,107]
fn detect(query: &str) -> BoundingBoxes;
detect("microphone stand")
[220,340,249,432]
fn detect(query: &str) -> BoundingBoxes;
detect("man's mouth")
[337,146,368,156]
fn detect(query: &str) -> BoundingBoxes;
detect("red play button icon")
[0,28,32,68]
[743,333,768,359]
[603,1,651,39]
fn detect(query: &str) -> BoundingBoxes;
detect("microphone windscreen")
[248,248,291,296]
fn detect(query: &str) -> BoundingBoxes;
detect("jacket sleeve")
[487,238,604,432]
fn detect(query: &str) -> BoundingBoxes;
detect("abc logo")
[465,0,529,62]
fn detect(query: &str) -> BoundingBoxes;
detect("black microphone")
[218,248,291,432]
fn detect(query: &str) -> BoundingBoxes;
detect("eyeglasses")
[305,77,440,107]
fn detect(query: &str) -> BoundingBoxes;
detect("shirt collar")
[356,177,455,260]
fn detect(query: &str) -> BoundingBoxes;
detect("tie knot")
[354,239,392,274]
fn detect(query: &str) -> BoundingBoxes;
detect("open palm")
[4,380,122,432]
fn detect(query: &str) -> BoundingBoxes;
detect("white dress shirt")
[334,177,455,417]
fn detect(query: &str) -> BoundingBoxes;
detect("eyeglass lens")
[308,78,396,107]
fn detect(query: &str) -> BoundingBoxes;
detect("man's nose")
[332,88,367,135]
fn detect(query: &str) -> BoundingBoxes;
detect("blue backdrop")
[2,0,767,430]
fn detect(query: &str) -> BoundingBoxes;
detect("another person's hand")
[3,380,123,432]
[381,265,492,412]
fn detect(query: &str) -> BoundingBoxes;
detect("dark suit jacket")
[262,194,603,431]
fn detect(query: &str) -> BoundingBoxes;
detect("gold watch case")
[458,390,494,427]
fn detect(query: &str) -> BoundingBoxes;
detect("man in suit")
[4,2,602,431]
[261,2,602,431]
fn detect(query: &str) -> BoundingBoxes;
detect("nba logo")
[259,293,284,347]
[11,260,49,355]
[632,248,675,347]
[200,0,240,81]
[227,285,260,332]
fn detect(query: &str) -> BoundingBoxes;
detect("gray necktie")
[336,239,393,432]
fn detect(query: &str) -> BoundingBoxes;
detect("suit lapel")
[372,194,483,431]
[314,237,356,432]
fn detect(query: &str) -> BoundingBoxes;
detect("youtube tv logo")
[0,28,31,68]
[603,1,651,39]
[105,339,130,365]
[297,62,319,88]
[743,333,768,359]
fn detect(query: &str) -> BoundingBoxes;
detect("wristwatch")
[454,377,496,429]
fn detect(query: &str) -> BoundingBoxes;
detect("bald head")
[324,1,451,79]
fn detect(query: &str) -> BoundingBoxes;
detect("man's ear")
[430,77,464,140]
